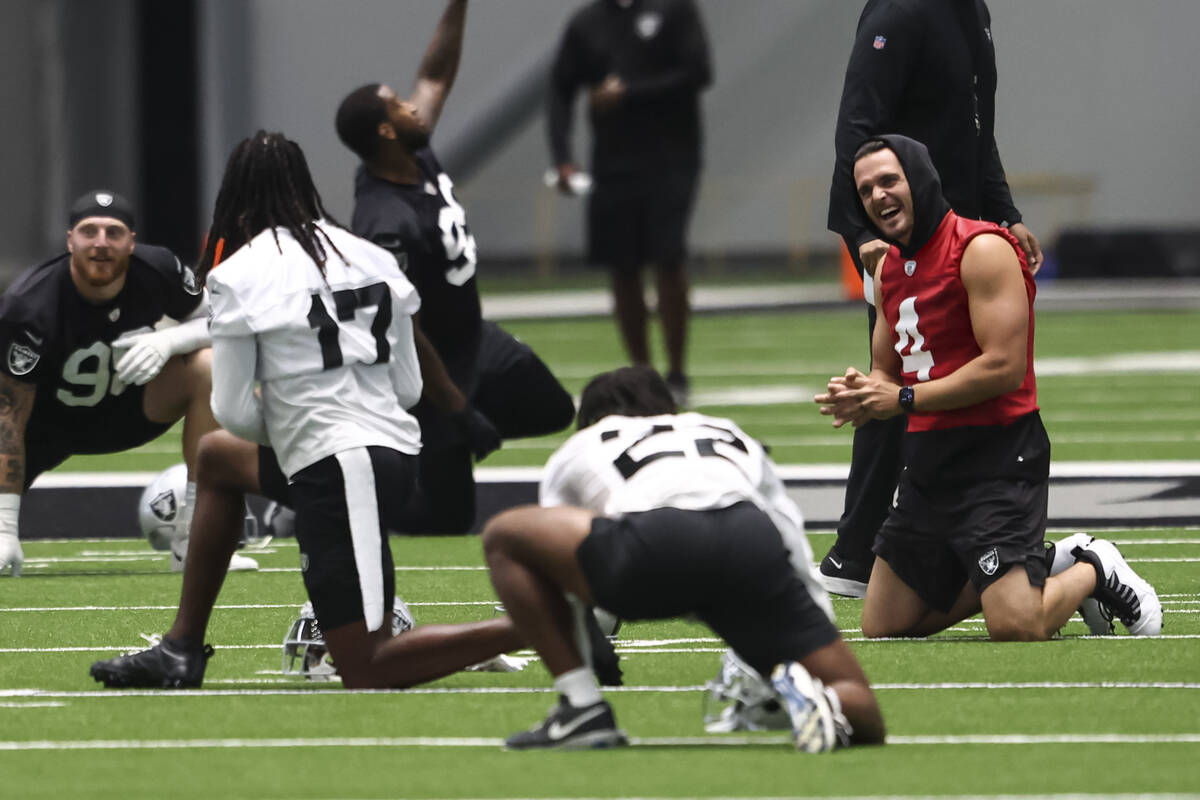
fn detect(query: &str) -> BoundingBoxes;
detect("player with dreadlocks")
[92,131,528,688]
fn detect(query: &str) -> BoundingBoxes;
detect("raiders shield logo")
[7,343,40,376]
[978,547,1000,576]
[95,192,114,207]
[149,489,178,522]
[904,259,917,276]
[636,11,662,39]
[181,264,201,296]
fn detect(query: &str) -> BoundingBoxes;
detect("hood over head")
[854,134,951,258]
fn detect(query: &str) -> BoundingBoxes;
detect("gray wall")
[4,1,1199,274]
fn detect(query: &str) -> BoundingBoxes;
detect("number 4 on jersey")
[893,296,934,381]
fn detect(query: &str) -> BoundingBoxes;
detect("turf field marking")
[10,630,1200,654]
[2,733,1199,751]
[7,681,1200,700]
[331,795,1200,800]
[0,601,499,613]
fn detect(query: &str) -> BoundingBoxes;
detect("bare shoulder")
[963,232,1020,266]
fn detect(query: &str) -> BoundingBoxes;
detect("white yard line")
[1,733,1198,751]
[6,681,1200,700]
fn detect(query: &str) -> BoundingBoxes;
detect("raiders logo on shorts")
[7,342,40,376]
[978,547,1000,576]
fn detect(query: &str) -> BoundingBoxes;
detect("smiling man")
[0,190,230,576]
[814,135,1161,641]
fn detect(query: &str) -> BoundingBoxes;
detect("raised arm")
[0,373,35,575]
[408,0,468,134]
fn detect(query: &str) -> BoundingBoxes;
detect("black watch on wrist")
[898,385,915,413]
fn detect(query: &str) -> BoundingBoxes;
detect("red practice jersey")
[878,212,1037,432]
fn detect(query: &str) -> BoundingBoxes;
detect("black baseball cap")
[69,189,136,230]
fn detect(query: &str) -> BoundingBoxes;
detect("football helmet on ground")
[282,596,416,679]
[703,649,790,732]
[139,463,189,551]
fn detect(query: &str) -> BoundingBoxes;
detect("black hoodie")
[828,0,1021,248]
[857,134,951,259]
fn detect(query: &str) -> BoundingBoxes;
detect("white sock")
[554,666,603,708]
[179,481,197,539]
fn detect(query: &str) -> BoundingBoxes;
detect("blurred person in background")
[547,0,712,406]
[820,0,1043,597]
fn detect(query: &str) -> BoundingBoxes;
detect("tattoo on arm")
[0,376,34,494]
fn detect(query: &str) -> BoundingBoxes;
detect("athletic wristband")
[898,385,915,413]
[0,493,21,539]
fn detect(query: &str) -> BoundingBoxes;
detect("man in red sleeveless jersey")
[815,135,1161,640]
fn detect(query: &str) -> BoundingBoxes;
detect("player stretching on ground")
[484,366,885,751]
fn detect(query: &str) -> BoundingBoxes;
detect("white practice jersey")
[540,412,826,605]
[208,222,423,478]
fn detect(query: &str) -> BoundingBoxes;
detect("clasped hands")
[814,367,903,428]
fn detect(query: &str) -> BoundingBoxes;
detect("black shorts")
[413,320,575,450]
[287,446,417,631]
[587,169,698,271]
[875,475,1050,613]
[577,502,839,678]
[23,385,172,488]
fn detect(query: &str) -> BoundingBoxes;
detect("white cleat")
[770,661,846,753]
[1073,538,1162,636]
[1046,533,1113,635]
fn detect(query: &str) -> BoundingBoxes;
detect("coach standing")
[547,0,712,407]
[820,0,1043,597]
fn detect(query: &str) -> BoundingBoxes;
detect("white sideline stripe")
[11,630,1200,654]
[0,702,66,708]
[6,681,1200,700]
[2,733,1199,751]
[330,795,1200,800]
[260,566,488,573]
[27,460,1200,488]
[0,601,499,613]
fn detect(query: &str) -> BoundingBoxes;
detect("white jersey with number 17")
[207,222,423,478]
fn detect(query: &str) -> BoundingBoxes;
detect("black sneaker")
[584,608,623,687]
[817,547,872,598]
[90,637,213,688]
[505,696,628,750]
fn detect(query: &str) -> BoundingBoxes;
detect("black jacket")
[828,0,1021,248]
[547,0,712,177]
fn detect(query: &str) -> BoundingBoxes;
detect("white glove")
[0,494,21,576]
[0,533,22,577]
[112,329,171,385]
[112,316,212,386]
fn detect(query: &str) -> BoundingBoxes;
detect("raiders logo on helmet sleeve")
[7,342,40,376]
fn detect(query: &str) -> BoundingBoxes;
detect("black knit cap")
[68,189,136,230]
